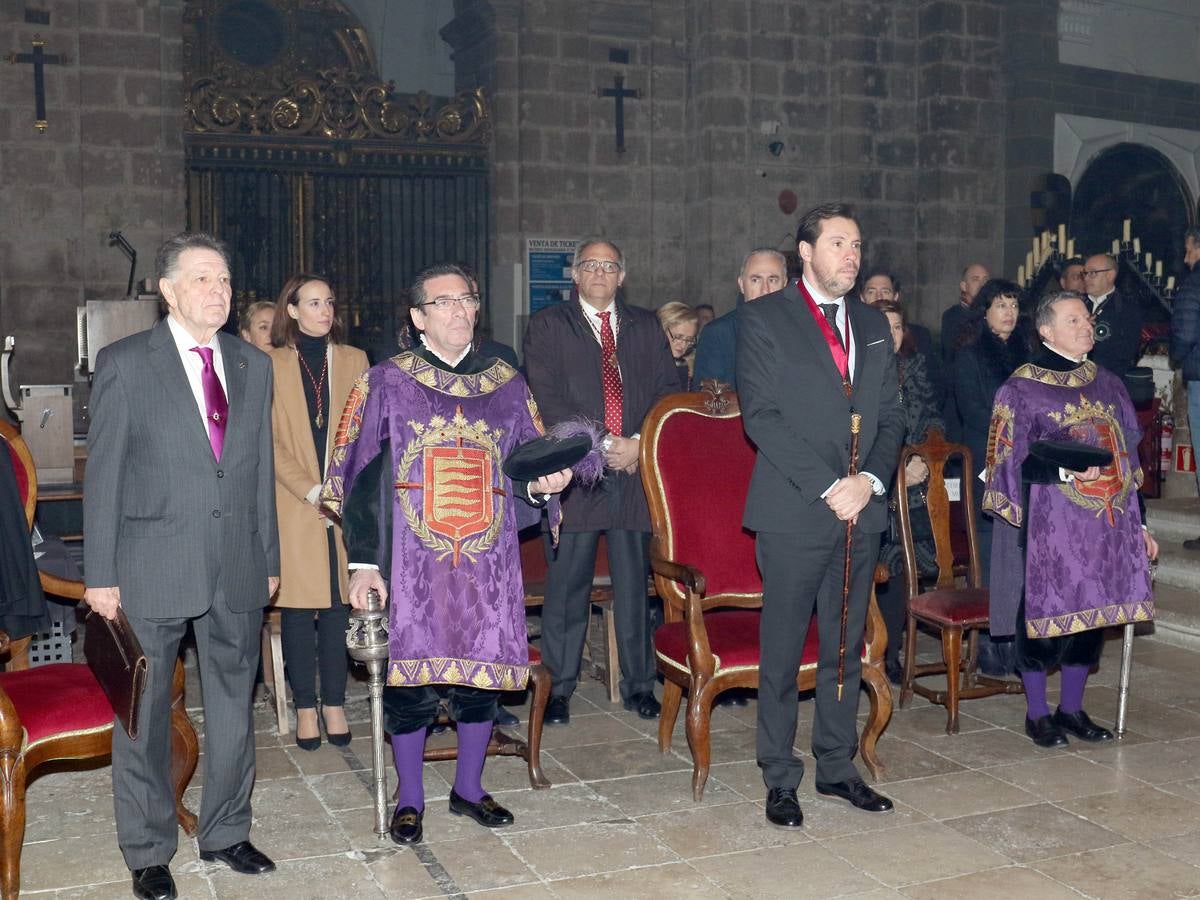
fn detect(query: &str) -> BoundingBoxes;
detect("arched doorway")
[1071,143,1194,276]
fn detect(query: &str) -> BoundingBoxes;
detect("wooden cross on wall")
[7,30,64,134]
[597,76,641,153]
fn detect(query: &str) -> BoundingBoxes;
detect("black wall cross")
[7,34,64,133]
[597,76,641,153]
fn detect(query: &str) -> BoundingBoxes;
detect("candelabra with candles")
[1016,217,1177,305]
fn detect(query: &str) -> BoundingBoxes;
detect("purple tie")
[190,346,228,460]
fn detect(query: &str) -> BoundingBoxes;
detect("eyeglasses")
[668,333,697,347]
[420,294,481,311]
[577,259,622,274]
[1082,268,1113,277]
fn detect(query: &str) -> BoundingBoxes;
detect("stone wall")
[444,0,1010,338]
[0,0,184,388]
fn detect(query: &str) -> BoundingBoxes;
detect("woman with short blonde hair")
[656,301,700,390]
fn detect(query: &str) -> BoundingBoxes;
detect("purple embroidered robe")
[983,358,1153,638]
[321,352,557,690]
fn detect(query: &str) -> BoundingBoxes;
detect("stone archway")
[1071,143,1193,275]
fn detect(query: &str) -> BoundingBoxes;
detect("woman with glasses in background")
[269,274,369,749]
[656,301,700,391]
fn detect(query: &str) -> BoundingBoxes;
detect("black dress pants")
[541,529,655,702]
[756,526,880,789]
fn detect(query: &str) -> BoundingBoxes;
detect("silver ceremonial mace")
[1115,622,1134,738]
[346,588,390,836]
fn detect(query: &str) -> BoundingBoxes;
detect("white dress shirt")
[166,314,228,427]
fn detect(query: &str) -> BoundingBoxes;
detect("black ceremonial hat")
[1029,440,1112,472]
[502,432,593,482]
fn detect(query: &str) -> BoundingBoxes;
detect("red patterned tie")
[598,311,623,436]
[191,346,228,460]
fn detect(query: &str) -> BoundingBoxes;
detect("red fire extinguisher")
[1161,411,1175,472]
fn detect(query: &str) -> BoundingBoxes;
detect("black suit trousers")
[755,525,880,789]
[541,528,655,702]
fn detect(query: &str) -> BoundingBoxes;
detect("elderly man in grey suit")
[84,232,280,900]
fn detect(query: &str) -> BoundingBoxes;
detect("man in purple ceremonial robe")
[984,291,1158,749]
[321,264,571,845]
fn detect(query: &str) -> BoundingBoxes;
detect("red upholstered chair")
[640,384,892,801]
[0,421,200,900]
[896,428,1022,734]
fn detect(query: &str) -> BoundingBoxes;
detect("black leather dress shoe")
[131,865,176,900]
[622,692,662,720]
[495,706,521,727]
[815,778,894,812]
[545,695,570,725]
[389,805,424,845]
[765,787,803,827]
[1053,708,1114,742]
[448,789,515,827]
[199,840,276,875]
[1025,714,1069,748]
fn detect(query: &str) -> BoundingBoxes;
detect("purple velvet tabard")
[322,353,558,690]
[983,359,1154,638]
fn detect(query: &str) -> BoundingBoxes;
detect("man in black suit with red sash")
[737,202,906,827]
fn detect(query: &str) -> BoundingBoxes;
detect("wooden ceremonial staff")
[836,411,863,701]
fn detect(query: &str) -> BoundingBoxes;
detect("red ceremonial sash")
[797,278,850,382]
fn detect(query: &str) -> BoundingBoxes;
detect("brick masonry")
[5,0,1200,391]
[0,0,184,387]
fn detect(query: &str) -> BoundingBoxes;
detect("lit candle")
[1058,224,1066,250]
[1168,276,1176,290]
[1018,264,1026,285]
[1025,250,1034,276]
[1112,239,1120,255]
[1145,252,1153,269]
[1156,260,1163,278]
[1042,231,1051,256]
[1067,238,1075,258]
[1123,218,1131,242]
[1133,237,1141,254]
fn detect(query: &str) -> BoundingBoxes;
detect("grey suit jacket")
[737,280,906,535]
[84,319,280,617]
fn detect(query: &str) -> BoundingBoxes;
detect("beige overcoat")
[269,342,369,608]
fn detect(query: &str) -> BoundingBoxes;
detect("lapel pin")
[239,360,247,369]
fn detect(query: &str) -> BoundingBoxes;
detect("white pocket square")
[866,338,886,347]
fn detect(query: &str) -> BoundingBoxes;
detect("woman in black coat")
[875,299,944,682]
[952,279,1031,674]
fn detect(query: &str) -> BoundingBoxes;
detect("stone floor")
[18,629,1200,899]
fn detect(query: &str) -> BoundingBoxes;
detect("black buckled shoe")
[622,691,662,720]
[1025,714,1069,748]
[765,787,804,828]
[1053,707,1114,743]
[198,840,276,875]
[131,865,176,900]
[815,778,895,812]
[545,695,570,725]
[389,805,424,845]
[448,789,515,828]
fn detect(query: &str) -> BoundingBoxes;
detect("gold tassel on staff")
[836,412,863,701]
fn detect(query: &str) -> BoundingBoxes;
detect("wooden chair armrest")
[0,630,9,657]
[38,571,86,602]
[649,551,706,598]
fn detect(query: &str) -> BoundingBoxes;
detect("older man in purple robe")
[321,263,570,845]
[984,290,1157,748]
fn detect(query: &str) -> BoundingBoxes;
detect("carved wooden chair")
[896,427,1023,734]
[640,384,892,801]
[0,421,199,900]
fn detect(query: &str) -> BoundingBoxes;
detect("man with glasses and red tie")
[84,233,280,900]
[523,238,680,724]
[1083,252,1143,379]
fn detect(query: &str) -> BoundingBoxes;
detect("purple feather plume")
[547,418,606,486]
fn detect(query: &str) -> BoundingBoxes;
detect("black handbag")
[84,608,148,741]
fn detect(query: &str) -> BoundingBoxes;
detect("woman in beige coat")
[269,274,369,749]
